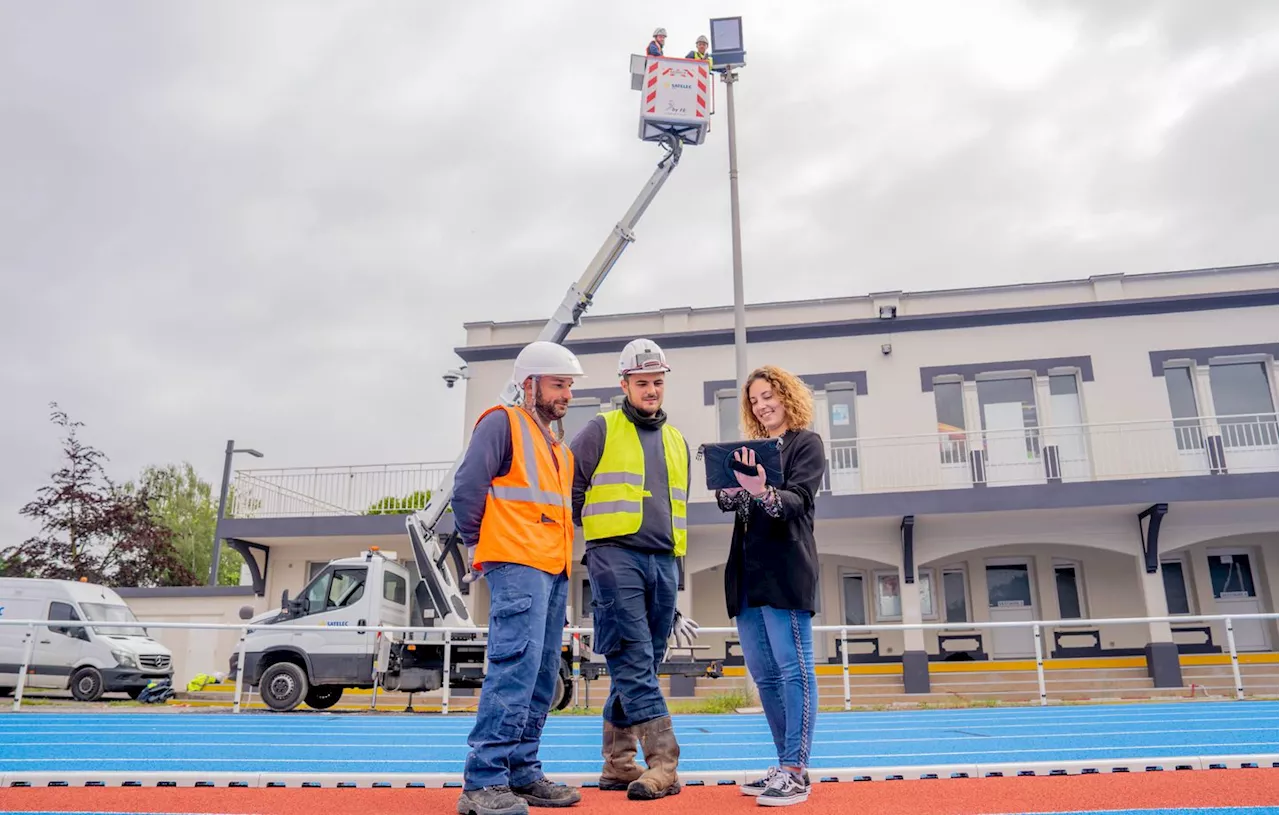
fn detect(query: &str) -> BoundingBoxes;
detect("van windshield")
[80,603,148,637]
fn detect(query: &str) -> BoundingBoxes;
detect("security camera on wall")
[443,367,468,388]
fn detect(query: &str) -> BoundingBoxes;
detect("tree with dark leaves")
[0,403,195,588]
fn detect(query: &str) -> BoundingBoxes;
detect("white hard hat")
[512,341,585,386]
[618,338,671,376]
[653,27,667,37]
[696,35,709,45]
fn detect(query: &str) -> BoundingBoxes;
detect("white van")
[0,577,174,701]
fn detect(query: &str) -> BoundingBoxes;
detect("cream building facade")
[120,262,1279,695]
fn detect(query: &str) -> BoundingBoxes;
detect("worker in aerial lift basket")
[570,338,700,801]
[686,35,713,67]
[452,340,586,815]
[647,27,666,57]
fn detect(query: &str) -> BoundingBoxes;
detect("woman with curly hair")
[716,365,827,807]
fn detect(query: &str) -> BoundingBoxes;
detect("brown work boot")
[598,721,643,791]
[626,715,681,800]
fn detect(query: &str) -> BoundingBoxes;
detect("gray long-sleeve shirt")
[569,414,691,555]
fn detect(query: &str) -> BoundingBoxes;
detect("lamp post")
[208,440,264,586]
[710,17,749,389]
[709,19,756,704]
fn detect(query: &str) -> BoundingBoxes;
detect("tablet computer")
[698,438,785,491]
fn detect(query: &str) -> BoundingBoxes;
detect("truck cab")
[233,547,576,712]
[233,548,410,711]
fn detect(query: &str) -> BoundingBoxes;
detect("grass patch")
[552,688,757,716]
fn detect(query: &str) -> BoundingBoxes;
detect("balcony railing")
[228,462,453,519]
[226,415,1277,518]
[691,413,1279,502]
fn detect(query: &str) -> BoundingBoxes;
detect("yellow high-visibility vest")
[581,410,688,556]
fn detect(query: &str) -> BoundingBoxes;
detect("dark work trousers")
[585,544,678,728]
[463,562,570,790]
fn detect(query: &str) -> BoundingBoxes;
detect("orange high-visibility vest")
[473,405,575,577]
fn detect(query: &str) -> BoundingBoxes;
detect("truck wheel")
[260,662,308,712]
[70,667,104,702]
[554,660,573,711]
[305,685,343,710]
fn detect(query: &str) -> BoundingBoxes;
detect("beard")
[534,389,569,425]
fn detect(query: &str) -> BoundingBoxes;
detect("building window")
[1161,558,1193,615]
[933,379,968,464]
[941,568,969,623]
[1054,561,1085,619]
[562,399,602,445]
[841,572,866,626]
[875,571,901,619]
[717,391,740,441]
[918,569,936,619]
[873,569,935,621]
[824,383,858,456]
[976,375,1041,457]
[1209,361,1278,448]
[1208,553,1257,599]
[581,578,594,617]
[1163,365,1205,450]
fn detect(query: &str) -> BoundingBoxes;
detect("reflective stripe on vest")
[581,410,689,556]
[473,405,575,577]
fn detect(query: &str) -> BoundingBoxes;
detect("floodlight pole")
[724,69,748,390]
[722,63,757,706]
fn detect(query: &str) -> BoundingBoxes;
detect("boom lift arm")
[406,134,685,628]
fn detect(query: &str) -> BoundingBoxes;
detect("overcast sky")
[1,0,1276,548]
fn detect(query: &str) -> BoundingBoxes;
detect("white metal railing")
[228,462,454,518]
[223,415,1276,517]
[2,612,1274,714]
[694,414,1279,501]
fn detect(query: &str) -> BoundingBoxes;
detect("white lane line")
[2,741,1276,765]
[3,726,1273,750]
[3,715,1273,737]
[2,702,1272,726]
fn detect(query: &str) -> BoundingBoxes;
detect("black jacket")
[718,428,827,619]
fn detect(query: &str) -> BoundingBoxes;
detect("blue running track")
[0,701,1275,777]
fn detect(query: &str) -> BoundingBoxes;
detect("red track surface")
[2,770,1276,814]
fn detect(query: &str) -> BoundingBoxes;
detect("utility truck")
[229,546,571,712]
[232,56,724,712]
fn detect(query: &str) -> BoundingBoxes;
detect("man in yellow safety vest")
[570,338,698,801]
[686,35,713,68]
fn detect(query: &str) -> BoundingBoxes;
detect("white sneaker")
[739,766,781,796]
[756,769,809,807]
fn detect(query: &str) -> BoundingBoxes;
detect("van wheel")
[554,660,573,711]
[70,667,104,702]
[305,685,343,710]
[260,662,307,712]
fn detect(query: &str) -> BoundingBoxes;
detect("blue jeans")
[585,545,678,728]
[463,562,569,791]
[736,604,818,769]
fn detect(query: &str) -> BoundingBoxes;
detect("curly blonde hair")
[739,365,814,439]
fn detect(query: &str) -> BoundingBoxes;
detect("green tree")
[366,490,431,515]
[1,403,195,587]
[126,462,243,586]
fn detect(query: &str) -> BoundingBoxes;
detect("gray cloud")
[1,1,1275,549]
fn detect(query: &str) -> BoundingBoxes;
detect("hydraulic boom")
[406,134,685,628]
